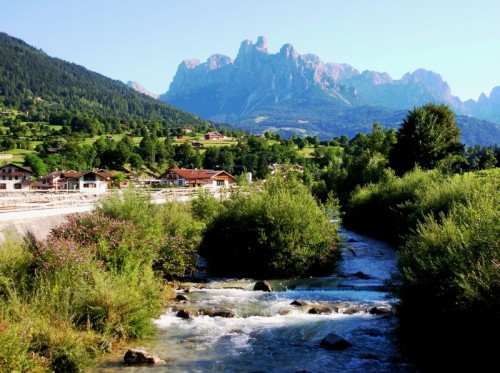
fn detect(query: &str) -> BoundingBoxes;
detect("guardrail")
[0,186,233,213]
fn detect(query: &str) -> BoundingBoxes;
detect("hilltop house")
[204,132,224,140]
[31,169,112,194]
[0,163,33,191]
[161,168,235,188]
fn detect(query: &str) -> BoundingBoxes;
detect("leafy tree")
[389,104,464,175]
[23,153,47,176]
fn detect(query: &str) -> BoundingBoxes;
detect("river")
[95,228,417,372]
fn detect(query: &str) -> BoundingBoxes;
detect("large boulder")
[124,349,164,365]
[369,306,393,315]
[254,280,272,292]
[320,333,352,350]
[308,306,335,315]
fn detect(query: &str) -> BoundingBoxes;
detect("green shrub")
[96,190,199,278]
[394,179,499,369]
[200,174,341,278]
[343,168,484,244]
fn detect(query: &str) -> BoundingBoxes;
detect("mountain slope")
[0,32,211,128]
[160,36,500,145]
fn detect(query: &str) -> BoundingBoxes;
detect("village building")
[161,168,235,189]
[204,132,224,140]
[191,140,204,149]
[31,169,112,194]
[0,163,33,191]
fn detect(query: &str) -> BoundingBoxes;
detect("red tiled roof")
[167,168,235,181]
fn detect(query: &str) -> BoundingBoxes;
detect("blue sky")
[1,0,499,101]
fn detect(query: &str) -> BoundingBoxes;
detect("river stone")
[124,349,164,364]
[201,307,236,318]
[291,300,308,307]
[352,271,371,279]
[175,294,190,301]
[320,333,352,350]
[254,280,272,292]
[308,306,333,315]
[369,306,392,315]
[176,309,196,319]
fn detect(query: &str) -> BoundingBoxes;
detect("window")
[83,183,96,188]
[0,183,6,190]
[217,180,225,186]
[83,173,96,181]
[14,183,21,189]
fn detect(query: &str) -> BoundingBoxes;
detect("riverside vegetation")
[0,167,498,371]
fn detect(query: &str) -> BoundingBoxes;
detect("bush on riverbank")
[0,192,200,371]
[199,173,342,278]
[343,168,499,369]
[342,168,490,245]
[395,177,499,369]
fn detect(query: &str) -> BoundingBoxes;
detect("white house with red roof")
[0,163,33,191]
[161,168,236,188]
[31,169,112,194]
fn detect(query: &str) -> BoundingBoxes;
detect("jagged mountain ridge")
[159,36,500,145]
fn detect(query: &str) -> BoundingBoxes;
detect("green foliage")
[96,189,199,278]
[343,168,485,244]
[394,178,499,368]
[200,174,341,278]
[389,103,464,175]
[190,189,225,224]
[0,191,205,371]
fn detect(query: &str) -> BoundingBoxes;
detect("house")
[191,141,204,149]
[74,169,112,193]
[204,132,224,140]
[0,163,33,191]
[32,169,112,194]
[31,170,80,191]
[161,168,235,188]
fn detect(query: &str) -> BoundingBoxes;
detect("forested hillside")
[0,32,214,130]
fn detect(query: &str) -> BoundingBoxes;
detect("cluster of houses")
[0,162,236,194]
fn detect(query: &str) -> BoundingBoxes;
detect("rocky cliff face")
[126,81,159,99]
[157,36,500,144]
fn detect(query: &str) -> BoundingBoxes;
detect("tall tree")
[389,104,464,175]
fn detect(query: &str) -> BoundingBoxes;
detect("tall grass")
[0,190,200,371]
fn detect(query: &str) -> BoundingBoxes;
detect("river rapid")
[95,228,417,372]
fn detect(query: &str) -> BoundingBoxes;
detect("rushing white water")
[95,229,417,372]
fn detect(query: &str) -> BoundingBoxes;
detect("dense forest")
[0,32,225,135]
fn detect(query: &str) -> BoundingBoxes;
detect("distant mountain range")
[157,36,500,145]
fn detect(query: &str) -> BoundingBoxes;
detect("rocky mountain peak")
[279,43,299,62]
[180,59,201,69]
[206,54,232,71]
[255,36,268,53]
[126,81,159,99]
